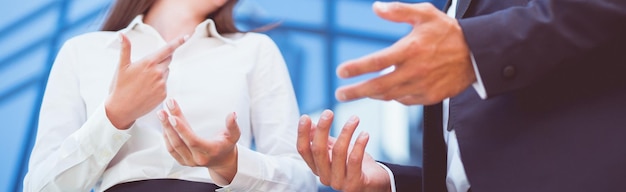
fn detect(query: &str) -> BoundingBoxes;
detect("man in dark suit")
[296,0,626,191]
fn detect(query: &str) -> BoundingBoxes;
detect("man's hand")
[105,33,187,129]
[297,110,392,192]
[336,2,475,105]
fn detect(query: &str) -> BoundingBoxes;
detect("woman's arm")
[23,39,132,192]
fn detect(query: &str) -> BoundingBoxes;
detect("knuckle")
[372,56,387,70]
[157,79,167,89]
[424,94,439,104]
[330,183,343,191]
[187,140,200,149]
[145,58,158,66]
[166,146,176,153]
[164,45,176,54]
[310,144,326,155]
[296,145,308,155]
[194,157,209,166]
[332,146,344,158]
[157,91,167,101]
[348,154,362,164]
[416,3,434,14]
[171,142,184,149]
[152,68,163,77]
[344,185,360,192]
[319,178,331,186]
[380,93,395,101]
[406,38,423,53]
[398,99,412,105]
[368,81,384,94]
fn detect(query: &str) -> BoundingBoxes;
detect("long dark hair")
[100,0,240,34]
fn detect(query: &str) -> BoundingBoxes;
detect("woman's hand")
[157,99,241,183]
[105,33,187,129]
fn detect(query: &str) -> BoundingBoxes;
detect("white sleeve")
[377,162,397,192]
[23,41,131,192]
[470,53,488,99]
[215,35,317,191]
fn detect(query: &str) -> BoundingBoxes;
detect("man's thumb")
[373,1,436,24]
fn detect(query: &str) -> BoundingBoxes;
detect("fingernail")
[337,68,348,78]
[348,115,359,123]
[168,116,177,127]
[166,99,175,111]
[321,110,332,120]
[118,33,123,44]
[232,112,237,120]
[156,111,164,121]
[183,34,190,42]
[374,1,390,12]
[299,115,308,125]
[337,92,347,101]
[359,131,369,138]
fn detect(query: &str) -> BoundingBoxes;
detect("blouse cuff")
[216,144,264,191]
[69,103,132,165]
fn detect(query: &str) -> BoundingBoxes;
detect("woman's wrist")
[105,98,134,130]
[207,146,239,184]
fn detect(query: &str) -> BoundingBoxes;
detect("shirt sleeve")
[377,162,397,192]
[215,34,317,191]
[23,40,132,192]
[459,0,626,97]
[469,53,488,99]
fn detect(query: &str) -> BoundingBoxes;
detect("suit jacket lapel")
[456,0,472,18]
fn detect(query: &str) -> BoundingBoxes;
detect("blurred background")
[0,0,445,191]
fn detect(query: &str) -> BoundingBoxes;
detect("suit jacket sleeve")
[379,162,423,192]
[459,0,626,97]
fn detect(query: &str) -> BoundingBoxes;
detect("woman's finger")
[158,110,194,165]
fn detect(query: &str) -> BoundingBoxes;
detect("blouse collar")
[107,15,234,48]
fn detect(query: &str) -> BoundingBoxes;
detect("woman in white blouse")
[23,0,316,191]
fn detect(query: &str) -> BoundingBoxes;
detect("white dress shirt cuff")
[376,162,397,192]
[71,103,132,165]
[215,144,264,191]
[469,53,488,99]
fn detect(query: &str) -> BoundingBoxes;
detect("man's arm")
[460,0,626,97]
[379,162,423,191]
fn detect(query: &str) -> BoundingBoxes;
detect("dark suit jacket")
[386,0,626,191]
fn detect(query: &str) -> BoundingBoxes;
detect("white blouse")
[23,16,316,192]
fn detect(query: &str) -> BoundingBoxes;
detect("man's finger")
[395,94,433,106]
[336,45,404,79]
[330,115,360,190]
[118,33,131,70]
[345,131,370,183]
[311,109,334,185]
[335,69,410,101]
[297,115,318,175]
[372,2,437,25]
